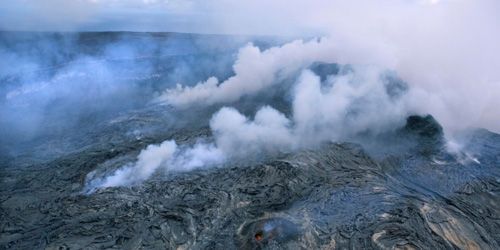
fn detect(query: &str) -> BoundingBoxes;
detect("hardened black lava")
[1,32,499,249]
[1,111,499,249]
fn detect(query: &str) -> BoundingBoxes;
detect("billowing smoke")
[85,139,226,192]
[162,0,500,133]
[91,0,500,188]
[159,39,336,106]
[2,1,497,189]
[95,140,178,188]
[89,64,409,190]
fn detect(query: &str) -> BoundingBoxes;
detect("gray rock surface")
[1,114,499,249]
[1,32,499,250]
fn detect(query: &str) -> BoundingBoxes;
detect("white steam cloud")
[87,0,500,189]
[98,140,177,188]
[90,66,408,190]
[88,140,226,191]
[162,0,500,133]
[159,39,336,106]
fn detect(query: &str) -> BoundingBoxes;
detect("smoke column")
[67,0,500,189]
[90,64,409,190]
[161,0,500,133]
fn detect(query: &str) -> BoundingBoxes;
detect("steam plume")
[91,66,409,189]
[161,0,500,133]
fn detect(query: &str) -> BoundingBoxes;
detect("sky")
[0,0,317,35]
[0,0,204,33]
[0,0,446,35]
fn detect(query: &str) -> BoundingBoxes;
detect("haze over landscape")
[1,0,499,249]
